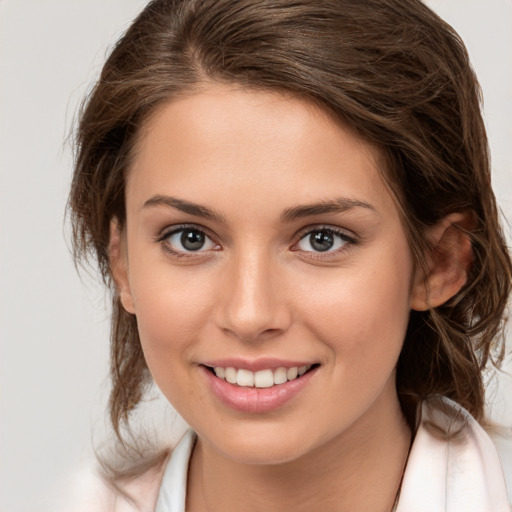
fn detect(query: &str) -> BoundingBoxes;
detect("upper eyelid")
[157,223,215,241]
[294,224,356,240]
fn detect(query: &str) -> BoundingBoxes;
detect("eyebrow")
[142,194,376,223]
[281,198,377,222]
[142,195,226,223]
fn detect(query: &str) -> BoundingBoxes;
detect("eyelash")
[156,224,219,259]
[156,224,358,260]
[291,225,358,259]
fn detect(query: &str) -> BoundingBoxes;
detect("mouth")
[201,361,320,413]
[203,364,319,389]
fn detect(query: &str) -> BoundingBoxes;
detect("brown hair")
[69,0,511,450]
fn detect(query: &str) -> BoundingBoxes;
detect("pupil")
[181,230,205,251]
[310,231,334,252]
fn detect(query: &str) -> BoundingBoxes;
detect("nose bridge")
[216,245,289,341]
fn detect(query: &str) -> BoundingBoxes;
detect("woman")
[69,0,511,510]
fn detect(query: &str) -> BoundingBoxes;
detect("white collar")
[155,428,196,512]
[155,398,511,512]
[396,397,510,511]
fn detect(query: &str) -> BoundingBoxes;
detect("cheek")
[128,267,214,371]
[129,272,217,416]
[299,250,413,371]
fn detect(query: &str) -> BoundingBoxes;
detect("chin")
[196,419,330,466]
[220,438,310,466]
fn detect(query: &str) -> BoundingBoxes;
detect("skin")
[111,85,469,511]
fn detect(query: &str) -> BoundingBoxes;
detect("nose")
[214,249,291,342]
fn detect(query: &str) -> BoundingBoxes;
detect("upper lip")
[201,358,317,372]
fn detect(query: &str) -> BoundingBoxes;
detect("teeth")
[213,364,313,388]
[274,367,288,385]
[214,367,225,379]
[225,367,237,384]
[236,369,254,387]
[286,367,298,380]
[254,369,274,388]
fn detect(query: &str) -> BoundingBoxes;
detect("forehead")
[127,85,398,221]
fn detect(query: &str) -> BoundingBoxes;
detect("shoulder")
[493,433,512,508]
[58,429,195,512]
[58,455,168,512]
[397,396,511,511]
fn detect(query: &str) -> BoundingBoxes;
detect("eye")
[162,226,218,254]
[295,228,354,253]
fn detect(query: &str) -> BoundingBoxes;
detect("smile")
[202,362,319,413]
[211,365,313,388]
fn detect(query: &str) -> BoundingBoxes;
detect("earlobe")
[410,212,474,311]
[109,219,136,314]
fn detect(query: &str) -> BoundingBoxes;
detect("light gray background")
[1,1,511,511]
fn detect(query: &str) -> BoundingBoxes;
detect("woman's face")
[117,85,417,464]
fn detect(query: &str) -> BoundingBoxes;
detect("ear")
[410,211,475,311]
[109,218,135,314]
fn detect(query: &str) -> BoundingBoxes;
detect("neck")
[187,389,411,512]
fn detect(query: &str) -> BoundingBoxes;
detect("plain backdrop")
[1,1,511,511]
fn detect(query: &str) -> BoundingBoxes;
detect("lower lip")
[201,366,318,413]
